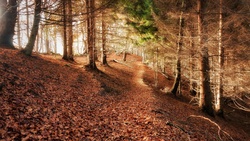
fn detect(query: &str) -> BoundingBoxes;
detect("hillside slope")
[0,48,249,140]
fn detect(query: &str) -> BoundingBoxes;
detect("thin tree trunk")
[0,0,17,48]
[22,0,41,56]
[62,0,68,60]
[39,26,43,52]
[35,30,39,52]
[189,26,197,96]
[67,0,74,61]
[87,0,97,69]
[101,10,108,65]
[170,0,184,96]
[17,3,21,48]
[215,0,224,116]
[26,0,30,38]
[45,29,50,54]
[197,0,214,116]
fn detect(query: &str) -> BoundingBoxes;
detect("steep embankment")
[0,48,249,140]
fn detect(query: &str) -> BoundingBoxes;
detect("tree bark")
[17,3,21,48]
[0,0,17,48]
[86,0,97,69]
[101,9,108,65]
[197,0,214,116]
[22,0,41,56]
[62,0,68,60]
[189,25,197,96]
[67,0,74,61]
[215,0,224,116]
[170,0,184,96]
[26,0,30,38]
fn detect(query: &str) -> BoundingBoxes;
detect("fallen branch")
[187,115,234,141]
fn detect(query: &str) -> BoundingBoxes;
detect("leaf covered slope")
[0,48,249,140]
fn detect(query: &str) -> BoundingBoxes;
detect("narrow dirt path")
[95,55,249,141]
[94,58,191,140]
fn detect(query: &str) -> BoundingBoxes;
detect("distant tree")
[25,0,30,38]
[22,0,41,55]
[16,2,21,47]
[101,9,108,65]
[67,0,74,61]
[62,0,68,60]
[0,0,18,48]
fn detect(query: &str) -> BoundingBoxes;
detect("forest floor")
[0,48,249,141]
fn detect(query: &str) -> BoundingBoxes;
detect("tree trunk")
[170,0,184,96]
[86,0,97,69]
[67,0,74,61]
[215,0,224,116]
[189,25,197,96]
[101,9,108,65]
[197,0,214,116]
[17,3,21,48]
[0,0,17,48]
[62,0,68,60]
[22,0,41,55]
[45,29,50,54]
[26,0,30,38]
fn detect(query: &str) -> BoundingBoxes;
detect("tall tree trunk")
[197,0,214,116]
[26,0,30,38]
[101,9,108,65]
[35,30,39,52]
[17,3,21,48]
[62,0,68,60]
[22,0,41,56]
[45,28,50,54]
[189,25,197,96]
[215,0,224,116]
[170,0,184,96]
[39,26,43,52]
[67,0,74,61]
[86,0,97,69]
[0,0,17,48]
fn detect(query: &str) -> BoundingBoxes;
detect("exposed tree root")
[187,115,234,141]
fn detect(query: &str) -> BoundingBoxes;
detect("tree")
[16,2,21,47]
[25,0,30,38]
[101,9,108,65]
[62,0,68,60]
[170,0,185,96]
[0,0,18,48]
[197,0,214,116]
[215,0,224,115]
[67,0,74,61]
[86,0,97,69]
[22,0,42,55]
